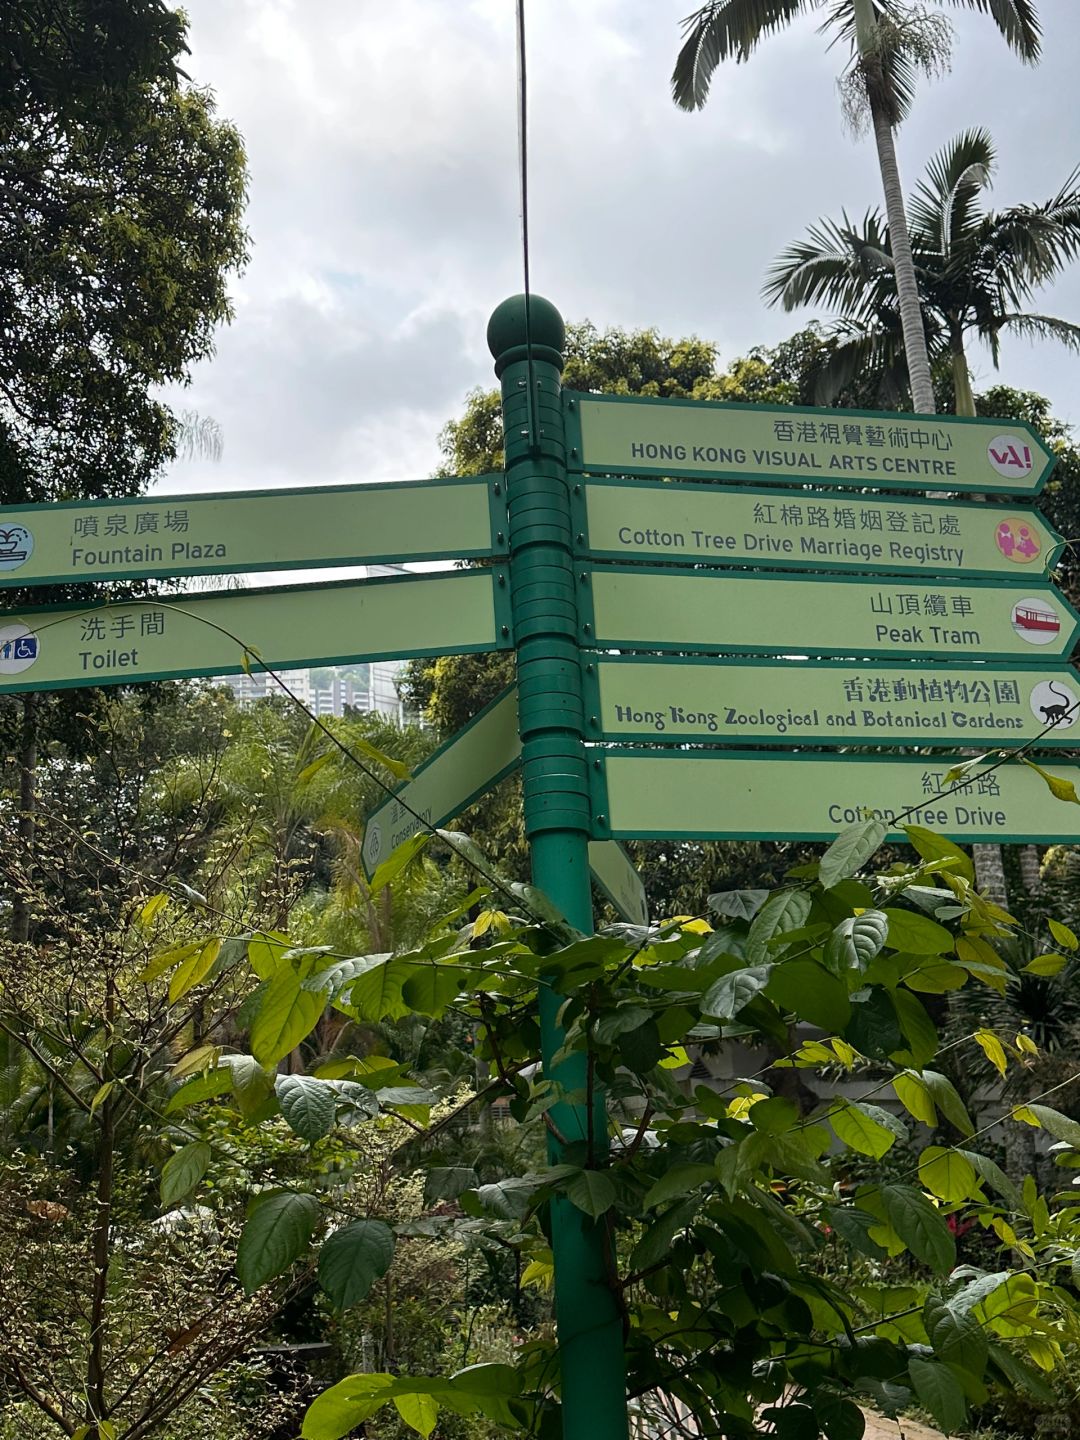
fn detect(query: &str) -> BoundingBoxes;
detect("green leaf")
[350,957,412,1023]
[643,1162,716,1210]
[815,1393,866,1440]
[708,888,769,921]
[1023,756,1080,805]
[882,908,953,955]
[1024,1103,1080,1148]
[565,1169,616,1218]
[746,890,811,963]
[1049,917,1078,951]
[393,1391,438,1439]
[250,967,324,1066]
[892,989,939,1069]
[830,1101,905,1159]
[819,820,887,889]
[248,931,292,979]
[824,911,888,973]
[617,1017,663,1073]
[1023,952,1068,976]
[90,1079,115,1115]
[139,940,200,983]
[275,1074,336,1143]
[765,959,852,1030]
[236,1190,320,1294]
[893,1072,937,1127]
[401,962,465,1015]
[846,989,903,1061]
[904,826,974,884]
[925,1295,989,1380]
[424,1167,477,1203]
[701,964,772,1020]
[961,1149,1020,1207]
[168,937,222,1003]
[225,1054,275,1119]
[917,1146,979,1203]
[630,1195,701,1270]
[908,1356,967,1433]
[302,1374,396,1440]
[160,1141,211,1208]
[370,832,430,893]
[164,1067,233,1113]
[318,1220,395,1309]
[880,1184,955,1273]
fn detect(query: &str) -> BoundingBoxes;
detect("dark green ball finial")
[487,294,565,375]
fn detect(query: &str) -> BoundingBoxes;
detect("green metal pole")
[488,296,628,1440]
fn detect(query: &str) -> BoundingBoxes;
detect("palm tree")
[764,128,1080,412]
[672,1,1041,414]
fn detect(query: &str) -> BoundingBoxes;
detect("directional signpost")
[5,292,1080,1440]
[589,751,1080,846]
[580,565,1080,661]
[586,656,1080,749]
[579,477,1063,579]
[0,475,502,586]
[0,570,508,694]
[565,392,1056,495]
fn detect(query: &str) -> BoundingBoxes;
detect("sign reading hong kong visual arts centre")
[565,392,1055,495]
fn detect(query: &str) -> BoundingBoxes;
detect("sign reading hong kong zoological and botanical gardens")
[565,392,1055,495]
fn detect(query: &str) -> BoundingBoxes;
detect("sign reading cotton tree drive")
[566,392,1055,495]
[0,570,508,694]
[580,478,1062,580]
[579,566,1080,662]
[0,476,502,587]
[589,750,1080,845]
[586,657,1080,749]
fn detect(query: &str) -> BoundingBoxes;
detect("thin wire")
[515,0,540,455]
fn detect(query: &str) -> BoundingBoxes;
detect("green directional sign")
[588,841,648,926]
[0,475,502,588]
[565,393,1055,496]
[361,686,522,879]
[590,750,1080,845]
[0,569,509,695]
[580,566,1080,662]
[580,478,1062,580]
[587,656,1080,749]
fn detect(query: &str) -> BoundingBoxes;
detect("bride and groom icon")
[995,518,1041,562]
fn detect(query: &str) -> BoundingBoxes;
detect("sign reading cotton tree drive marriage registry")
[586,657,1080,749]
[0,570,509,694]
[589,751,1080,846]
[565,392,1055,495]
[0,476,502,587]
[579,478,1062,580]
[578,566,1080,662]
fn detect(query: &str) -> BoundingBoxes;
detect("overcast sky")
[158,0,1080,498]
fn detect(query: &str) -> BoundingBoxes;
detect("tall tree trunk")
[11,694,37,943]
[1019,845,1043,896]
[866,98,935,413]
[951,343,976,417]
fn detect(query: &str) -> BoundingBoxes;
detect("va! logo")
[987,434,1033,478]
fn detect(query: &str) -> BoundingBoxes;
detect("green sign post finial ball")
[486,293,565,376]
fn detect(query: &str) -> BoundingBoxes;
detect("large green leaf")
[393,1391,438,1439]
[961,1149,1019,1206]
[830,1101,905,1159]
[891,988,939,1068]
[893,1072,937,1127]
[318,1220,395,1309]
[908,1357,967,1433]
[824,911,888,973]
[880,1184,955,1273]
[224,1053,276,1119]
[160,1140,211,1208]
[350,957,413,1022]
[819,820,887,889]
[708,888,769,921]
[164,1067,233,1114]
[275,1074,336,1142]
[746,890,811,964]
[922,1071,974,1137]
[401,962,466,1015]
[701,964,772,1020]
[765,960,851,1032]
[846,989,903,1061]
[302,1375,397,1440]
[1024,1103,1080,1148]
[248,931,291,979]
[236,1190,320,1293]
[917,1146,979,1203]
[924,1295,988,1380]
[882,908,953,955]
[643,1163,716,1211]
[630,1195,701,1270]
[565,1169,616,1218]
[904,826,974,884]
[169,937,221,1003]
[815,1393,866,1440]
[250,967,324,1066]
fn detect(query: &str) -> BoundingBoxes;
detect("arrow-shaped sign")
[579,478,1063,581]
[565,393,1055,496]
[0,475,503,588]
[578,566,1080,662]
[0,569,510,695]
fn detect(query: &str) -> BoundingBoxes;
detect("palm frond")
[671,0,811,108]
[807,321,905,406]
[763,211,893,314]
[998,313,1080,353]
[907,128,994,255]
[940,0,1040,61]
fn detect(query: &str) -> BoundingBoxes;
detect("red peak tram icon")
[1011,598,1062,646]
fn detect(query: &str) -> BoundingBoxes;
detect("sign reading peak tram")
[565,393,1055,496]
